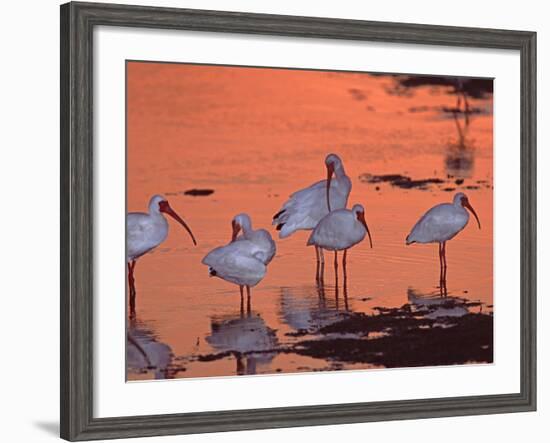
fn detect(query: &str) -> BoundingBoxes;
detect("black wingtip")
[273,209,286,220]
[276,223,285,231]
[209,268,217,277]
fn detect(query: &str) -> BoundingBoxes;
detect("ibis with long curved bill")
[272,153,351,267]
[307,204,373,281]
[127,195,197,309]
[406,192,481,294]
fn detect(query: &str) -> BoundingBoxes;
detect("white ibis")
[307,204,373,282]
[127,195,197,310]
[232,213,276,265]
[272,153,352,268]
[406,192,481,295]
[202,214,275,311]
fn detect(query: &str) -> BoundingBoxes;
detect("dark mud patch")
[285,329,310,337]
[184,188,215,196]
[197,350,236,362]
[294,312,493,368]
[348,88,367,101]
[408,105,487,117]
[193,299,492,372]
[359,172,492,192]
[387,75,493,100]
[319,304,433,336]
[359,173,444,190]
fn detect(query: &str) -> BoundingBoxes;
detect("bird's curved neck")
[333,163,347,179]
[149,208,164,219]
[241,221,253,235]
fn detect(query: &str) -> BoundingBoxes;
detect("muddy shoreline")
[191,298,493,372]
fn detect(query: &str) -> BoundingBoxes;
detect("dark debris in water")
[359,172,492,192]
[319,306,433,336]
[294,309,493,368]
[391,75,493,100]
[408,105,487,117]
[285,329,310,337]
[348,88,367,101]
[359,173,444,190]
[184,188,215,197]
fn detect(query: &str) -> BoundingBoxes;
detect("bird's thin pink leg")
[236,356,245,376]
[334,250,339,284]
[438,243,444,295]
[315,246,321,282]
[246,285,251,314]
[442,241,448,296]
[239,286,244,315]
[128,260,136,317]
[319,248,325,283]
[343,250,349,311]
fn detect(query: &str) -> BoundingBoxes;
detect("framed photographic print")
[60,1,536,441]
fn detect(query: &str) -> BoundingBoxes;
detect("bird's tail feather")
[273,209,286,220]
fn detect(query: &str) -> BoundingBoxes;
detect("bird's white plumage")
[406,193,470,244]
[233,213,276,264]
[127,195,169,261]
[273,154,351,238]
[307,204,368,251]
[202,240,267,287]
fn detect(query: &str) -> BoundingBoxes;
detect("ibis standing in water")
[232,213,276,265]
[127,195,197,312]
[272,153,352,272]
[203,214,275,312]
[406,192,481,295]
[307,204,373,282]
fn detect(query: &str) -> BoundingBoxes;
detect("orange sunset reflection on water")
[126,62,493,380]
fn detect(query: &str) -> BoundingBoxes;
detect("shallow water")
[126,63,493,380]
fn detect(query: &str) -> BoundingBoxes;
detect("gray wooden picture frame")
[60,1,537,441]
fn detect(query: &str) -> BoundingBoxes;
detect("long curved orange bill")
[161,203,198,245]
[326,163,334,212]
[231,220,241,242]
[464,201,481,229]
[358,212,373,248]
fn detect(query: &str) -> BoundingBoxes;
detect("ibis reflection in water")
[127,195,197,314]
[127,317,174,379]
[206,311,278,376]
[406,193,481,296]
[278,283,351,335]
